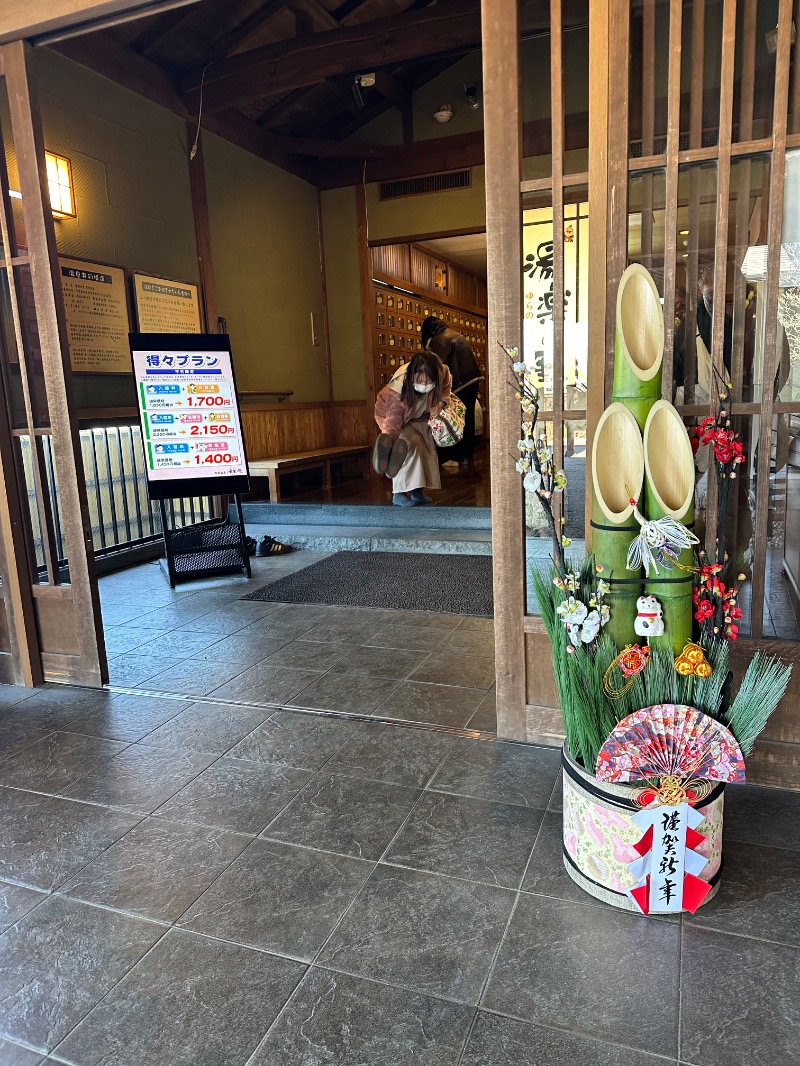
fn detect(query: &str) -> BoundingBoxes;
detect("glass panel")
[522,200,587,403]
[734,0,781,144]
[627,169,667,276]
[561,196,589,405]
[628,0,671,157]
[679,0,724,150]
[525,416,553,615]
[564,415,587,547]
[520,20,552,185]
[734,413,800,639]
[564,22,589,176]
[777,148,800,401]
[730,155,770,404]
[668,162,719,404]
[783,414,800,632]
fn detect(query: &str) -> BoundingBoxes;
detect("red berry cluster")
[692,562,743,640]
[689,413,745,477]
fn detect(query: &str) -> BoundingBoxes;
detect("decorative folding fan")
[595,703,746,784]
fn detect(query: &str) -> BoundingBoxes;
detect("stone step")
[243,521,492,556]
[240,501,492,530]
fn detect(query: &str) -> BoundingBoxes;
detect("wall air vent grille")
[379,170,471,200]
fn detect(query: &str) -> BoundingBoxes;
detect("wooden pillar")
[355,184,376,415]
[316,190,336,445]
[482,0,526,741]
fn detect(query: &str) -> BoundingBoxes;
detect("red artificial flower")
[715,443,734,464]
[694,600,714,621]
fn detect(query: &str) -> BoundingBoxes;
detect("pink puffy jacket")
[374,363,452,439]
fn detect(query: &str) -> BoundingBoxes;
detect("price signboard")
[130,333,250,499]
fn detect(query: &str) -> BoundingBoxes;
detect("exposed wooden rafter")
[48,32,318,180]
[49,30,393,174]
[317,111,591,188]
[200,1,290,67]
[181,0,483,109]
[288,0,340,32]
[128,4,195,55]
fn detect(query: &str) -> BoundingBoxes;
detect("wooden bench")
[248,445,372,501]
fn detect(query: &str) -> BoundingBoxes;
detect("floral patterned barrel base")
[561,744,724,911]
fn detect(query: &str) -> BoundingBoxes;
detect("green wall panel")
[202,132,328,402]
[320,186,365,401]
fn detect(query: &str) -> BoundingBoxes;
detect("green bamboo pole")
[612,264,664,430]
[643,399,696,656]
[591,403,645,650]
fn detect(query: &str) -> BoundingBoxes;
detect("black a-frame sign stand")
[159,494,251,588]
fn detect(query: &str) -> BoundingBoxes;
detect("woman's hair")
[401,351,446,409]
[421,315,446,349]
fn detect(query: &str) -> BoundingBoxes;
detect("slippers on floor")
[386,437,409,478]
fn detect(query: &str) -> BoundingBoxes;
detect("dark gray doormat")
[242,551,494,617]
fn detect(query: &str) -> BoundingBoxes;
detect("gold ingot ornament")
[674,642,712,678]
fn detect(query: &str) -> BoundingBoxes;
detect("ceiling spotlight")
[465,85,481,110]
[433,103,454,123]
[356,72,376,88]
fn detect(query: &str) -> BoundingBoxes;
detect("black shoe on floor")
[256,535,293,556]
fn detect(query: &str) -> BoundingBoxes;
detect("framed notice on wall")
[133,273,202,334]
[59,257,131,373]
[130,333,250,500]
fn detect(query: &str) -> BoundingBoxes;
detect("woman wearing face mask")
[373,351,451,506]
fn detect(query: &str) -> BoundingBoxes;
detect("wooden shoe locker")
[371,286,488,412]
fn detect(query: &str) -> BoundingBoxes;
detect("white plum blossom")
[523,469,542,494]
[556,597,587,626]
[580,610,601,642]
[567,609,601,647]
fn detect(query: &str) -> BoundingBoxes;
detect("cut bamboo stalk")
[591,403,645,649]
[643,399,696,655]
[612,263,664,429]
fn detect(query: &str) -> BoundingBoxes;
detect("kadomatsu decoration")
[512,262,792,915]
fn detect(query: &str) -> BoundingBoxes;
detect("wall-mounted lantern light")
[44,151,75,218]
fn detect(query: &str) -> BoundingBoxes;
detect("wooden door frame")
[0,40,106,685]
[0,1,201,45]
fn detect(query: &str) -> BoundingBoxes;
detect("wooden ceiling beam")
[373,71,410,113]
[128,4,194,55]
[202,1,290,65]
[262,131,390,157]
[316,110,590,189]
[288,0,340,32]
[257,87,317,130]
[182,0,483,108]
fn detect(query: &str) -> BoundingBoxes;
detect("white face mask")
[414,382,435,394]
